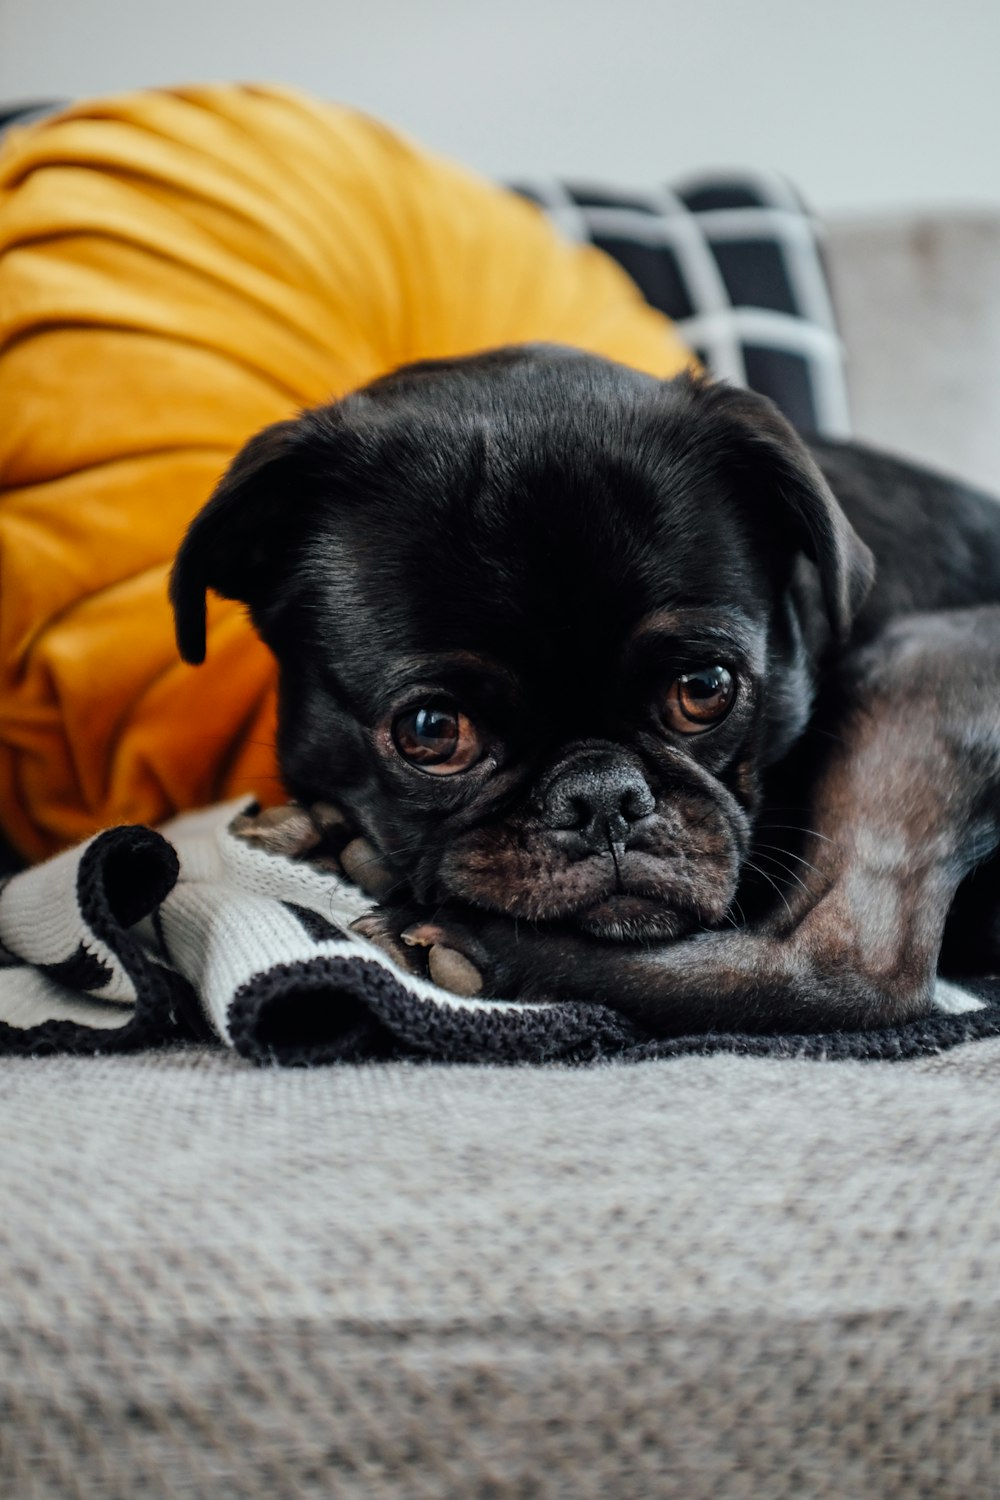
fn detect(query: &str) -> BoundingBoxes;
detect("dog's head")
[171,347,873,940]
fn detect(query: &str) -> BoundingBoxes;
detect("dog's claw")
[349,913,424,975]
[339,838,396,899]
[356,918,485,995]
[402,921,486,995]
[401,922,447,949]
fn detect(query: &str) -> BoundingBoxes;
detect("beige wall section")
[1,0,999,217]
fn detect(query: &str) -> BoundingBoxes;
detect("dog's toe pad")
[339,838,396,899]
[426,945,483,997]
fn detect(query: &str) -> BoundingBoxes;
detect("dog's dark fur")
[171,346,1000,1033]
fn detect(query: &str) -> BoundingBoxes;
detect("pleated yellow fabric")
[0,83,694,860]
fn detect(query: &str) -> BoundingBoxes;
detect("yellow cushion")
[0,83,694,860]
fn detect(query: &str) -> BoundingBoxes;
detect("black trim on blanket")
[227,954,645,1067]
[629,984,1000,1064]
[227,957,401,1065]
[222,953,1000,1069]
[0,826,200,1056]
[37,943,114,992]
[280,901,344,944]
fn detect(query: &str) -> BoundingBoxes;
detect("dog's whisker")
[347,840,418,865]
[749,852,812,901]
[809,727,849,747]
[754,822,838,846]
[357,872,411,905]
[751,843,827,880]
[742,860,795,922]
[722,895,746,930]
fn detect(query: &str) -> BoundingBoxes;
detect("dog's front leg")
[392,608,1000,1035]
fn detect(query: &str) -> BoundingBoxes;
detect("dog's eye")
[662,666,735,734]
[391,700,483,774]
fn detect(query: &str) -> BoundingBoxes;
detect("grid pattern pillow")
[513,172,849,437]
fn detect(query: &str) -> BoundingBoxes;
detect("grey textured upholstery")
[2,1043,998,1497]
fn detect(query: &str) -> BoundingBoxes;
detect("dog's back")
[808,440,1000,634]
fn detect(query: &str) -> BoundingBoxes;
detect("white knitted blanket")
[0,799,997,1065]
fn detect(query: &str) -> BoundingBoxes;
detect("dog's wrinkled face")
[172,348,873,941]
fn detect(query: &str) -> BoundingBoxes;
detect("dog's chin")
[433,845,735,943]
[572,895,698,943]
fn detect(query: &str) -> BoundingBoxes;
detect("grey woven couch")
[2,212,999,1498]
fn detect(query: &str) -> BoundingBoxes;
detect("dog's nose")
[542,764,655,852]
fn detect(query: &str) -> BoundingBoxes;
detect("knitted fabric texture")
[0,84,693,861]
[0,799,997,1066]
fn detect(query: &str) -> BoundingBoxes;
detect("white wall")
[1,0,998,217]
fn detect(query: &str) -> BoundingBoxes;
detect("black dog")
[171,346,1000,1033]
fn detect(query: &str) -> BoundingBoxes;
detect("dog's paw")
[349,906,524,998]
[336,834,399,900]
[230,799,404,898]
[398,920,488,997]
[349,909,427,976]
[230,802,327,860]
[305,801,403,899]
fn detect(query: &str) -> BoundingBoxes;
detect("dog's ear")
[170,418,307,664]
[684,379,875,641]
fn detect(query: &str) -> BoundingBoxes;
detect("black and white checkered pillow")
[513,173,849,438]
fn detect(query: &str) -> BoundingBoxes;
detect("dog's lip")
[579,890,681,925]
[575,891,694,941]
[435,834,739,930]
